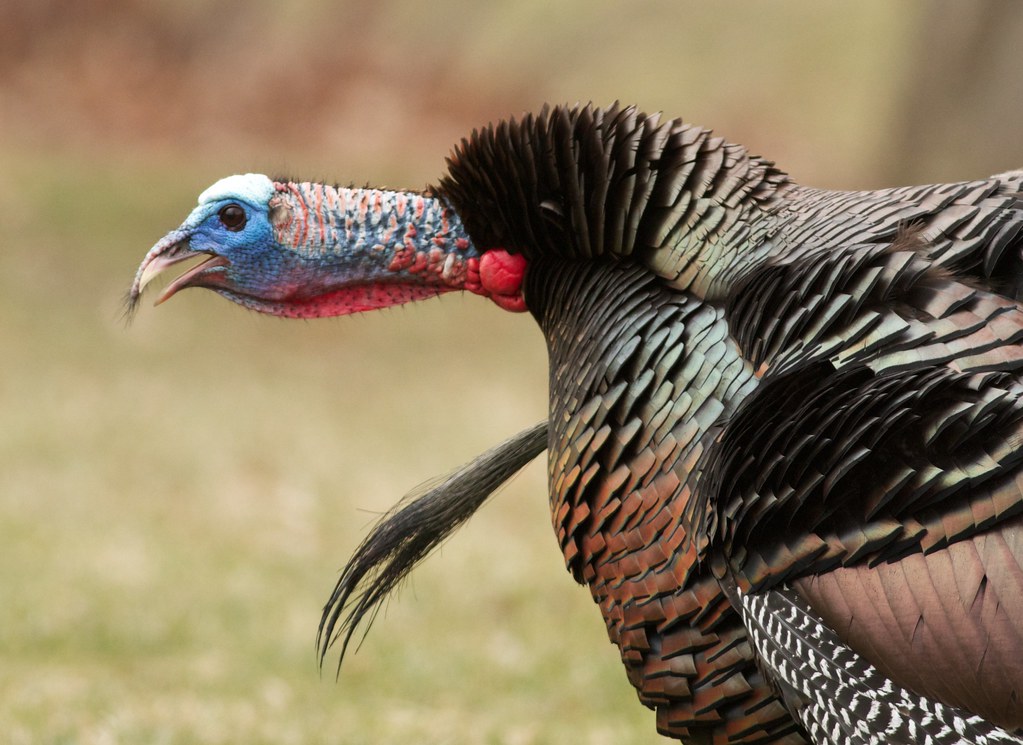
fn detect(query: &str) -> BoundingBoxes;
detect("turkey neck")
[267,181,532,313]
[270,181,477,282]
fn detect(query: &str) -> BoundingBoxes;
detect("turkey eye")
[218,204,246,231]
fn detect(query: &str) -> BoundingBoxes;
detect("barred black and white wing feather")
[738,586,1021,745]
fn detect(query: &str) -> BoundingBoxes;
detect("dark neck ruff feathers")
[437,103,791,294]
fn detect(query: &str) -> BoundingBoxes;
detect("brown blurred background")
[4,2,1023,743]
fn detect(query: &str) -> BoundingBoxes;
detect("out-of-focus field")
[4,2,1023,743]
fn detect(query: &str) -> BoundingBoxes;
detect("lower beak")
[127,230,229,314]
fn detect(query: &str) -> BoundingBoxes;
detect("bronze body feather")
[427,105,1023,742]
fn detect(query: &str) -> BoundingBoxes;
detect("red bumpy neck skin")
[270,181,528,315]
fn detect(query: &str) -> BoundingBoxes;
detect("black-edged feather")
[686,355,1023,591]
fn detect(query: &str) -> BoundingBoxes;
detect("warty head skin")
[128,173,528,318]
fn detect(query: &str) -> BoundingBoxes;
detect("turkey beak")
[127,229,230,315]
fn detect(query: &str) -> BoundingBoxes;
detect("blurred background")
[4,1,1023,743]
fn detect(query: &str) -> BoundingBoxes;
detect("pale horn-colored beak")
[126,229,229,318]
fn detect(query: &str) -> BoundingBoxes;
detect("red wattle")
[453,249,527,313]
[479,249,527,296]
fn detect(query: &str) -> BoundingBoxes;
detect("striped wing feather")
[690,238,1023,730]
[795,520,1023,729]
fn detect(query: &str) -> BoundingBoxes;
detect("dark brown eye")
[218,204,246,231]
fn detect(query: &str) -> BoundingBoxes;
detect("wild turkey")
[129,103,1023,744]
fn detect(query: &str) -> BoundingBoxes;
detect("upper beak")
[127,229,229,315]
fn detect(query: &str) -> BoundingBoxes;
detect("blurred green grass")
[1,152,654,743]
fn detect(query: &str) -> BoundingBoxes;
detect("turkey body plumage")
[133,104,1023,744]
[439,105,1023,743]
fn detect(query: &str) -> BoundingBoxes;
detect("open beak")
[127,229,229,315]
